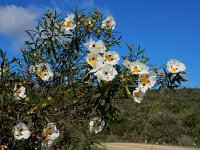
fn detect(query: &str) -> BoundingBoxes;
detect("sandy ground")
[96,143,200,150]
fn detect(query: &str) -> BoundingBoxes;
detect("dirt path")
[99,143,200,150]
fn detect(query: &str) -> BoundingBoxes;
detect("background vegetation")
[98,88,200,147]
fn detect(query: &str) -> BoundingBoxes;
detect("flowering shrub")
[0,9,187,149]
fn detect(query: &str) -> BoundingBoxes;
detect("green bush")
[143,111,183,144]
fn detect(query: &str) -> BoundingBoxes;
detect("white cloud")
[0,5,39,36]
[0,5,40,51]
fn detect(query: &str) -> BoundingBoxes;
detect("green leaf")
[138,49,145,55]
[92,93,101,99]
[27,118,33,129]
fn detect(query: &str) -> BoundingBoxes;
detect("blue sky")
[0,0,199,88]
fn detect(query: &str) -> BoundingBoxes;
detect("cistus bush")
[0,8,187,149]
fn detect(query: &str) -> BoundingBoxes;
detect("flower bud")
[72,66,76,70]
[57,21,63,28]
[94,9,98,14]
[47,96,52,101]
[47,9,51,17]
[42,103,47,108]
[82,13,86,17]
[5,104,11,112]
[33,52,37,57]
[153,65,158,70]
[97,29,101,34]
[142,57,148,63]
[5,82,10,86]
[80,18,85,22]
[129,44,133,50]
[25,97,30,102]
[60,58,66,62]
[160,72,164,76]
[21,48,26,53]
[54,74,58,79]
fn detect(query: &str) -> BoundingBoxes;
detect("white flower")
[14,122,30,140]
[138,72,157,92]
[63,13,76,31]
[123,59,133,70]
[86,52,104,72]
[43,123,60,141]
[84,38,106,53]
[29,65,36,73]
[167,59,186,73]
[89,117,105,134]
[14,84,26,100]
[36,63,53,81]
[102,16,116,29]
[130,60,149,74]
[41,122,59,150]
[104,51,120,65]
[94,64,118,82]
[132,88,146,103]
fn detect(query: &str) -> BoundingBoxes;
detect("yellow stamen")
[134,92,140,97]
[106,21,110,28]
[39,71,46,78]
[93,120,98,126]
[15,89,21,96]
[44,127,52,136]
[89,60,96,66]
[171,67,177,73]
[141,75,150,85]
[63,20,72,28]
[105,55,113,62]
[132,66,140,73]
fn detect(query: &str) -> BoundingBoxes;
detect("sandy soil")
[97,143,200,150]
